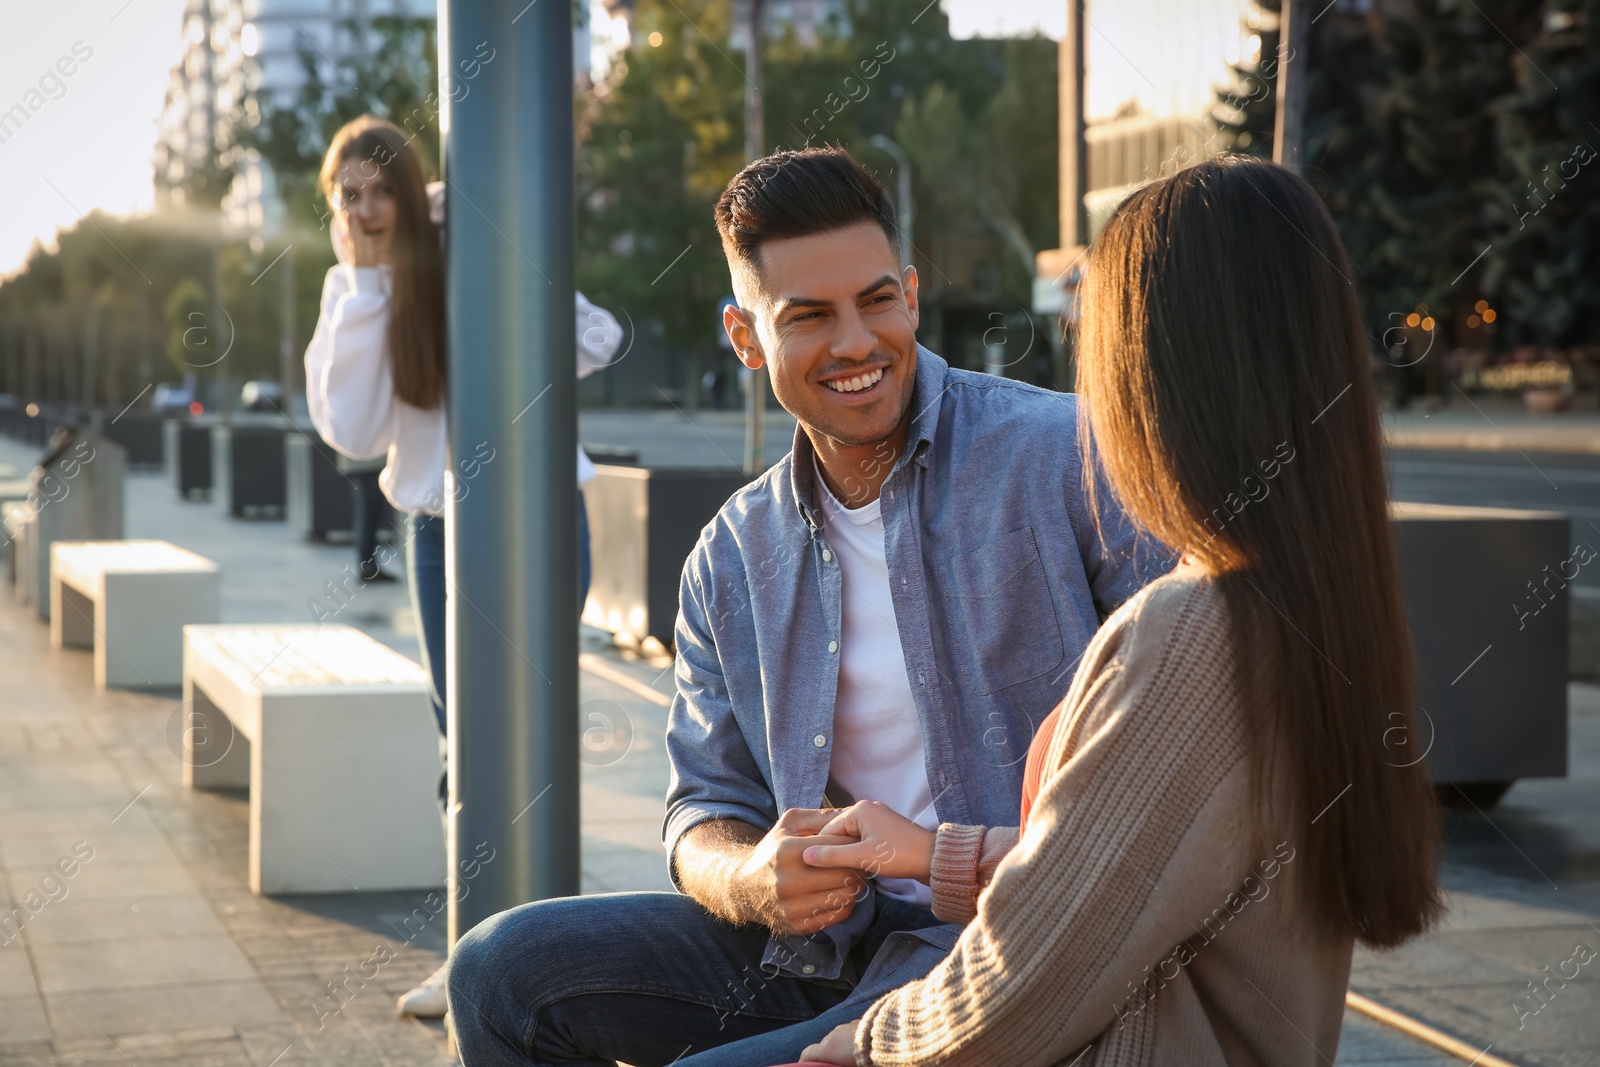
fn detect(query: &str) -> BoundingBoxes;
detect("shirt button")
[814,734,827,748]
[802,964,817,975]
[821,547,833,563]
[828,640,838,654]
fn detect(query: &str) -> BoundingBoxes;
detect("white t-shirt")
[815,461,938,906]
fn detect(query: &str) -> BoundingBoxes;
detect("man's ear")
[902,265,921,331]
[724,303,765,370]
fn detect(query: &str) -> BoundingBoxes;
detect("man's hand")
[803,800,935,884]
[674,810,868,936]
[734,809,868,935]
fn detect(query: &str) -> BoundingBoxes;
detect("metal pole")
[869,135,913,270]
[83,305,99,410]
[25,327,38,406]
[440,0,580,946]
[743,0,766,476]
[279,243,296,411]
[1060,0,1088,249]
[1273,0,1309,172]
[213,241,230,418]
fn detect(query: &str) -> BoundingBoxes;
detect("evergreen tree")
[1213,0,1280,158]
[1482,1,1600,345]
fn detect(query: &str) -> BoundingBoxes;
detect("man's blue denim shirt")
[663,347,1166,987]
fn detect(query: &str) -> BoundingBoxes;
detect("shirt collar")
[787,345,948,531]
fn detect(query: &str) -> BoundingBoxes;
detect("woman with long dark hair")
[779,156,1444,1065]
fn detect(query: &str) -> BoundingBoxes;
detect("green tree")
[1481,1,1600,344]
[1215,0,1562,350]
[1214,0,1281,157]
[164,278,213,374]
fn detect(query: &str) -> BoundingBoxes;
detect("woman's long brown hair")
[1077,156,1442,948]
[319,116,447,410]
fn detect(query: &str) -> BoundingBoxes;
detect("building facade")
[153,0,444,209]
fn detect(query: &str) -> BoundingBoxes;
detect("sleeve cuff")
[855,998,887,1066]
[929,822,988,924]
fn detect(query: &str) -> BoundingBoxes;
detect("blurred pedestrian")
[342,454,395,582]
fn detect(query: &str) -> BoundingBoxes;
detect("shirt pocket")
[945,526,1066,696]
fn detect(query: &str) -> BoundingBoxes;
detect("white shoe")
[397,960,449,1018]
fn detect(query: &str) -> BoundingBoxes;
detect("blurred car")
[152,382,196,415]
[240,380,284,412]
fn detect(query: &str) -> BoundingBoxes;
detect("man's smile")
[819,366,887,396]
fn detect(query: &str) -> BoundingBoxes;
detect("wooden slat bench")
[50,540,221,688]
[182,624,445,895]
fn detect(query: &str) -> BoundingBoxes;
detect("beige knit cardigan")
[854,568,1353,1066]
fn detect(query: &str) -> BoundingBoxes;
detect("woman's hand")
[333,210,381,268]
[799,1020,859,1065]
[802,800,935,884]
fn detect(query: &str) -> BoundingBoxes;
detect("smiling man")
[447,148,1162,1067]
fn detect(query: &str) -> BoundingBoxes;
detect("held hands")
[735,809,868,936]
[802,800,935,884]
[736,801,934,938]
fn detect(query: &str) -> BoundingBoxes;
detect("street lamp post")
[743,0,767,477]
[869,134,913,271]
[1273,0,1310,172]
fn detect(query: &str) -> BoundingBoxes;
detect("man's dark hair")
[714,148,897,269]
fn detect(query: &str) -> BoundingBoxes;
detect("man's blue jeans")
[448,889,947,1067]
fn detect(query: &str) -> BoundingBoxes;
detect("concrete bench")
[50,540,221,689]
[182,624,445,895]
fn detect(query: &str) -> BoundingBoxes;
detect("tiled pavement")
[0,551,676,1067]
[3,430,1599,1066]
[0,434,674,1067]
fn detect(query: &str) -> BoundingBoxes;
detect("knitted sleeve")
[929,824,1021,925]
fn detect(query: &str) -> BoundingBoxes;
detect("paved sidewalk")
[0,434,672,1067]
[1384,405,1600,455]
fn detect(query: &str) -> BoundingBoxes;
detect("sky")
[0,0,1198,279]
[944,0,1067,40]
[0,0,188,275]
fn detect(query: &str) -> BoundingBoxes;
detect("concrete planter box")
[97,412,164,467]
[18,428,126,621]
[165,418,215,497]
[213,419,288,517]
[1393,502,1569,799]
[285,434,355,541]
[583,464,749,649]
